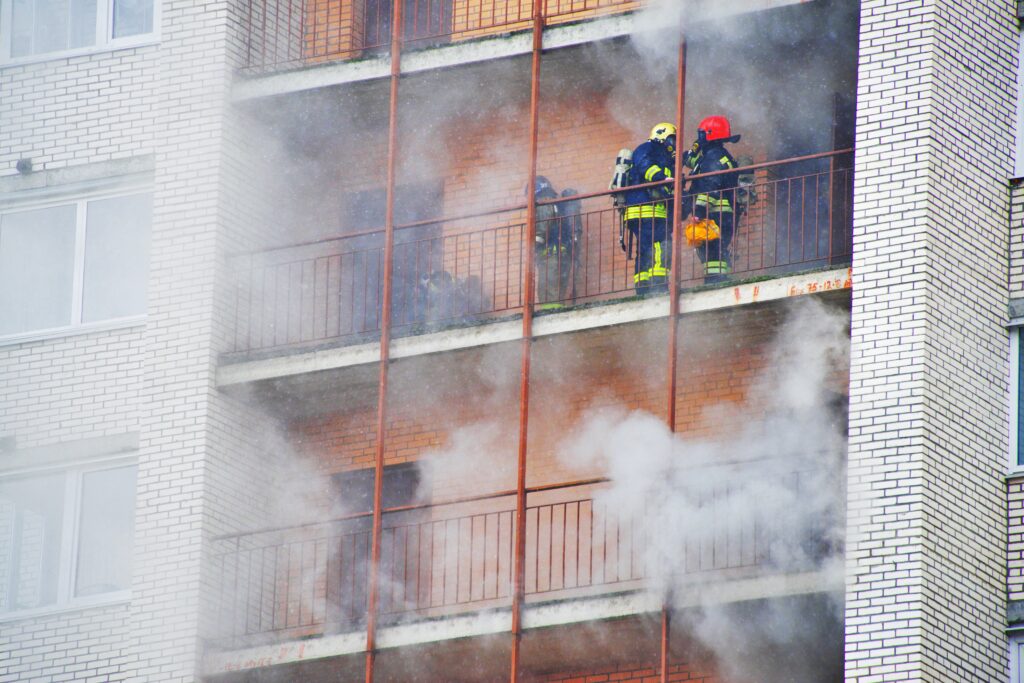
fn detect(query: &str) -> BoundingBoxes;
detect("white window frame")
[1012,325,1024,474]
[1016,30,1024,178]
[0,178,151,346]
[0,453,136,621]
[1013,631,1024,683]
[0,0,160,66]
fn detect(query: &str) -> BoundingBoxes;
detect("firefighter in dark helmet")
[623,122,677,295]
[682,115,741,284]
[528,175,567,308]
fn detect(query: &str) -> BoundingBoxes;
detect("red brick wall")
[532,661,720,683]
[299,1,641,66]
[258,299,848,639]
[285,299,847,493]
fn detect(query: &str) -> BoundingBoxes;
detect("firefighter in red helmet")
[682,115,741,284]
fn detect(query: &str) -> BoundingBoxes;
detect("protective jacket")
[623,140,675,220]
[685,142,739,218]
[534,186,562,250]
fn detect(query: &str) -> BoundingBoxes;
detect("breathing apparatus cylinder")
[609,148,633,206]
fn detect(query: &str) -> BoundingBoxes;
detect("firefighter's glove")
[535,234,546,245]
[684,142,700,170]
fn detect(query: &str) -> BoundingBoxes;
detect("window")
[1013,326,1024,470]
[1,0,155,61]
[1016,30,1024,177]
[0,460,136,615]
[1013,632,1024,683]
[0,191,152,338]
[330,462,421,515]
[327,464,422,626]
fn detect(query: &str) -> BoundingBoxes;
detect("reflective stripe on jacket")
[622,140,676,210]
[688,145,738,216]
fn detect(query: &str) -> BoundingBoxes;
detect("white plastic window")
[0,460,136,616]
[1013,327,1024,471]
[0,191,152,340]
[1016,31,1024,178]
[1,0,155,61]
[1013,633,1024,683]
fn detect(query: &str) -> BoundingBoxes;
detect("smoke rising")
[214,1,858,677]
[560,297,848,681]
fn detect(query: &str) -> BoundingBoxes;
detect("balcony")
[209,468,837,653]
[241,0,641,74]
[225,153,853,359]
[207,254,850,678]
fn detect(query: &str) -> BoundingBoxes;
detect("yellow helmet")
[649,122,678,152]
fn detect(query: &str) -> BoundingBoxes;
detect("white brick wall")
[1011,183,1024,297]
[1010,478,1024,600]
[0,47,158,178]
[0,328,144,449]
[0,327,144,676]
[847,0,1015,680]
[128,0,282,677]
[0,604,132,682]
[0,41,156,679]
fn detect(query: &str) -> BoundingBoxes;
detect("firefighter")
[682,115,741,284]
[558,188,583,301]
[528,176,565,309]
[623,123,677,295]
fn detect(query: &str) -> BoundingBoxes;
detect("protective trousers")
[696,210,734,283]
[627,217,671,294]
[536,245,572,307]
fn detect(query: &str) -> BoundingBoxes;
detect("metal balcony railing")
[242,0,641,74]
[227,152,853,357]
[209,476,770,647]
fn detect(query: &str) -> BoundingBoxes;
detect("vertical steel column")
[365,1,404,681]
[661,37,687,683]
[510,1,545,681]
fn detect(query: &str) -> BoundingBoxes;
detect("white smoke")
[560,297,849,680]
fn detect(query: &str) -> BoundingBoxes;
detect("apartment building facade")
[0,0,1019,681]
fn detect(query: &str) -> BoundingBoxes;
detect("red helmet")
[698,115,732,142]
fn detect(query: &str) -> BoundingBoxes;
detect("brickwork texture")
[847,0,1015,680]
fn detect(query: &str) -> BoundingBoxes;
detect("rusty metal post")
[661,36,687,683]
[510,1,545,681]
[365,0,404,681]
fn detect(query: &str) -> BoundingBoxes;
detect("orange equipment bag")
[684,218,720,247]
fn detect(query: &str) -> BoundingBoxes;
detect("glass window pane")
[82,194,152,322]
[69,0,97,49]
[0,474,65,612]
[0,205,77,335]
[112,0,154,38]
[10,0,96,57]
[10,0,34,57]
[75,466,136,597]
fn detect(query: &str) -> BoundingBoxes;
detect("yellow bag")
[684,218,720,247]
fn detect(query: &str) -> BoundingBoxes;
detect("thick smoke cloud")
[218,0,858,677]
[561,297,849,681]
